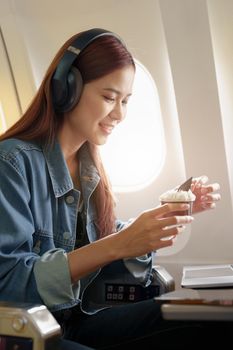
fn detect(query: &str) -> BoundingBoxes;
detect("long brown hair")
[0,29,135,238]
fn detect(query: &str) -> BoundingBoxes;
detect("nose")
[109,103,125,122]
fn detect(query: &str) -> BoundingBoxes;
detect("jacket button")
[66,195,75,204]
[63,231,72,239]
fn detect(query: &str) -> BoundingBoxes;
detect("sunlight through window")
[100,60,165,192]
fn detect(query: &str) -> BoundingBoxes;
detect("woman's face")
[63,65,135,146]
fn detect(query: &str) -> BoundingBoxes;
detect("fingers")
[201,202,217,210]
[201,193,221,202]
[153,225,187,249]
[154,238,174,250]
[156,215,194,229]
[124,204,194,256]
[160,224,187,240]
[192,176,221,199]
[192,175,209,189]
[192,175,220,192]
[190,176,221,214]
[197,182,221,209]
[200,183,220,194]
[148,203,191,218]
[145,206,194,242]
[199,193,221,210]
[142,204,194,230]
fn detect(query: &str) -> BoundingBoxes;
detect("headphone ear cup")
[61,67,83,113]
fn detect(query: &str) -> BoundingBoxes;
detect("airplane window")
[100,60,165,192]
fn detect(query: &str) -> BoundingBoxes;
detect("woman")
[0,28,221,349]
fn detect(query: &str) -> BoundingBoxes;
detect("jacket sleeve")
[0,156,79,311]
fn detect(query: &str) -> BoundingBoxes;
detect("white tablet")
[181,264,233,288]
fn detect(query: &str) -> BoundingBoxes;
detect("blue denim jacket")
[0,138,152,312]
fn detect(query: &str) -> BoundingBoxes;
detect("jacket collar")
[43,141,100,198]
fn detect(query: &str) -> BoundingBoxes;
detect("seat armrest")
[151,265,175,295]
[0,302,61,350]
[103,265,175,305]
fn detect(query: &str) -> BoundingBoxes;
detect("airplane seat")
[0,266,174,349]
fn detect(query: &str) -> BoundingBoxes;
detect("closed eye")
[104,96,115,103]
[122,99,129,105]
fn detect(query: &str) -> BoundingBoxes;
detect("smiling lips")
[99,123,115,134]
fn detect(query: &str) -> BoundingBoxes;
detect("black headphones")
[52,28,123,113]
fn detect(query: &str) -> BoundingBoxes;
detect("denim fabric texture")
[0,138,152,312]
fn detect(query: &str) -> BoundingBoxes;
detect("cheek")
[74,93,108,122]
[89,102,107,120]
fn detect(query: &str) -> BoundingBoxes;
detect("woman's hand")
[69,203,194,281]
[115,203,193,258]
[191,175,221,214]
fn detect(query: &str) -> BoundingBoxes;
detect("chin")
[95,137,108,146]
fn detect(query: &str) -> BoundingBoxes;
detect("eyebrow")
[103,88,132,97]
